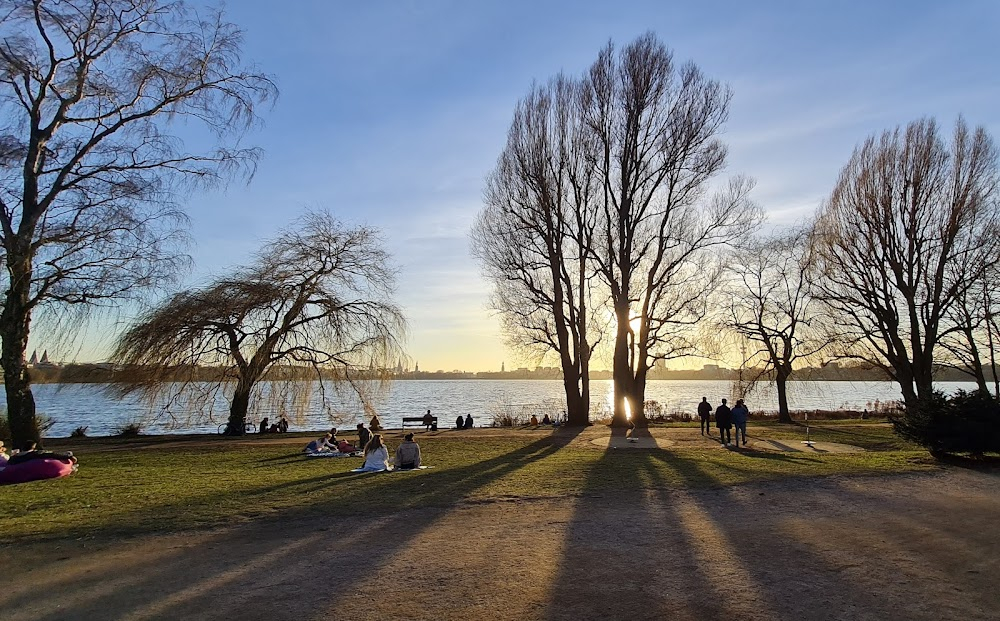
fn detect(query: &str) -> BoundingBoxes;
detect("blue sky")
[63,0,1000,371]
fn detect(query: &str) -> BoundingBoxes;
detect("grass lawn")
[0,423,934,543]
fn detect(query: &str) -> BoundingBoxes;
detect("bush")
[114,420,144,437]
[70,425,89,438]
[0,410,56,442]
[891,390,1000,457]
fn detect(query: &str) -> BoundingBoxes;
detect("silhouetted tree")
[812,118,1000,408]
[111,212,407,434]
[719,228,826,423]
[471,75,602,425]
[0,0,276,443]
[583,34,760,426]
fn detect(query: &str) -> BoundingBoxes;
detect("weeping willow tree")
[110,211,408,434]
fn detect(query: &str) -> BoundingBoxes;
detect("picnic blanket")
[304,451,359,458]
[350,465,433,473]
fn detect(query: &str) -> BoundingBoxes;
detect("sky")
[51,0,1000,372]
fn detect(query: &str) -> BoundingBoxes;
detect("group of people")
[258,416,290,434]
[0,440,78,469]
[303,426,423,472]
[697,397,750,447]
[529,414,553,426]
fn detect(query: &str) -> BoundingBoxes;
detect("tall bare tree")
[471,75,601,425]
[111,211,407,435]
[812,118,1000,408]
[583,34,760,426]
[0,0,276,443]
[719,228,826,423]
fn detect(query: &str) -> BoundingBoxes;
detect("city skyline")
[38,0,1000,372]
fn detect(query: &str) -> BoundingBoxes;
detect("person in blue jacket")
[731,399,750,446]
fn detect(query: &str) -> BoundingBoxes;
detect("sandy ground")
[4,462,999,621]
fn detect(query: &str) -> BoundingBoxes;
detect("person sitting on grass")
[304,433,337,454]
[0,440,8,467]
[259,417,270,434]
[359,434,391,471]
[394,433,422,470]
[7,441,77,466]
[464,413,474,429]
[357,422,371,450]
[542,414,551,425]
[336,438,359,454]
[278,416,289,433]
[530,414,539,426]
[455,415,464,430]
[369,414,383,432]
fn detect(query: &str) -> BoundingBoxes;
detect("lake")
[3,379,981,438]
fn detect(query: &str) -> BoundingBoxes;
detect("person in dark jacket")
[464,413,474,429]
[356,423,371,450]
[731,399,750,446]
[697,397,712,435]
[715,399,733,447]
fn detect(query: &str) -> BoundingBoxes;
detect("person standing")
[732,399,749,446]
[697,397,712,435]
[715,399,733,447]
[394,433,422,469]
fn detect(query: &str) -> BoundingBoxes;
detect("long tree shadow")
[645,451,1000,620]
[4,428,585,621]
[543,430,738,620]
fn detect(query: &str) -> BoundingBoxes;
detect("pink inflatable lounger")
[0,459,76,485]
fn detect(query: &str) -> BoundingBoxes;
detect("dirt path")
[4,467,998,621]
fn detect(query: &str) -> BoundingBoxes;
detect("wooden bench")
[401,416,437,430]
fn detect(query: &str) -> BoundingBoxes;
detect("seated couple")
[355,433,422,472]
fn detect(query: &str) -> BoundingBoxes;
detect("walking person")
[697,397,712,435]
[732,399,749,446]
[715,399,733,447]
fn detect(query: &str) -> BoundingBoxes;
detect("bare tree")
[471,75,602,425]
[940,266,999,396]
[719,228,826,423]
[812,118,1000,408]
[0,0,276,443]
[582,33,760,426]
[111,211,408,435]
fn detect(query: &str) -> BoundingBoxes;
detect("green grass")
[0,425,935,543]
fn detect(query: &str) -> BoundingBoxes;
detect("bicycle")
[217,419,258,435]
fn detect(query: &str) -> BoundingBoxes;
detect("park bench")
[401,416,437,430]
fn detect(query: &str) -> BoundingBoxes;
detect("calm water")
[3,379,979,438]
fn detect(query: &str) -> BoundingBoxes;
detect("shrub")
[0,410,55,441]
[70,426,89,438]
[891,390,1000,457]
[114,420,145,437]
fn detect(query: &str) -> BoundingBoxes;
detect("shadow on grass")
[3,428,585,621]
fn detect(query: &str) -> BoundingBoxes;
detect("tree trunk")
[1,254,38,445]
[775,371,792,424]
[631,362,649,427]
[610,303,633,427]
[226,377,254,435]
